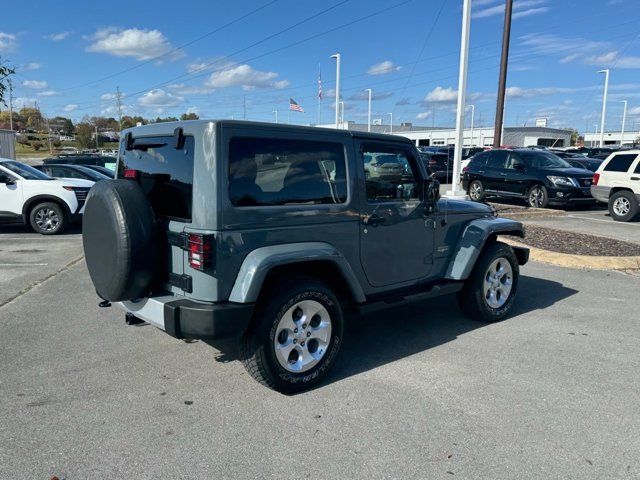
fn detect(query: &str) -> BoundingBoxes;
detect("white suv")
[0,158,93,234]
[591,150,640,222]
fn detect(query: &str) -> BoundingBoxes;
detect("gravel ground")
[507,225,640,256]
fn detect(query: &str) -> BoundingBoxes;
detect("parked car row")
[461,148,640,221]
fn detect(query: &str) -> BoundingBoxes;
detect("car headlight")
[547,176,576,187]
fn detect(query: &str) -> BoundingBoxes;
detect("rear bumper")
[590,185,610,203]
[119,296,254,340]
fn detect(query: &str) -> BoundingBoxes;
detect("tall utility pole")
[116,86,123,132]
[493,0,513,148]
[447,0,472,199]
[331,53,341,128]
[620,100,627,146]
[365,88,372,132]
[598,69,610,147]
[95,125,99,150]
[45,117,53,153]
[8,78,13,131]
[388,112,393,134]
[339,102,345,124]
[273,109,278,124]
[468,104,475,146]
[243,95,247,120]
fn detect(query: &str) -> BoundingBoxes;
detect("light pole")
[598,69,610,147]
[594,124,599,147]
[273,109,278,124]
[388,112,393,134]
[365,88,372,132]
[95,125,99,150]
[620,100,627,147]
[339,102,345,125]
[467,104,475,146]
[331,53,341,128]
[447,0,472,199]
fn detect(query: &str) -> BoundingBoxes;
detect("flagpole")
[317,63,322,126]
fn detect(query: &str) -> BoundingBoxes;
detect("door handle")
[363,214,386,226]
[499,172,507,176]
[478,170,485,173]
[631,177,640,181]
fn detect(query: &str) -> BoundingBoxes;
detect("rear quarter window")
[604,154,637,172]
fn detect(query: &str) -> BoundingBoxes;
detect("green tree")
[568,128,579,146]
[75,123,95,148]
[180,112,199,121]
[0,57,15,107]
[31,141,43,151]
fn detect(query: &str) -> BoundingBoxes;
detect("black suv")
[462,149,595,208]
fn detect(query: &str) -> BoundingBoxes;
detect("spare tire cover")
[82,179,158,302]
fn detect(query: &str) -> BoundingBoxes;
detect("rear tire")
[468,180,486,202]
[609,190,639,222]
[457,241,519,323]
[240,278,344,394]
[29,202,67,235]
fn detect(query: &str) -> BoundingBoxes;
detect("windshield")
[2,161,52,180]
[520,151,572,169]
[74,165,110,180]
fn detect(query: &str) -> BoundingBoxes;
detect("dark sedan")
[462,149,595,208]
[34,164,111,182]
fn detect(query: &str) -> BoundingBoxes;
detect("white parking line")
[0,263,49,267]
[567,214,640,227]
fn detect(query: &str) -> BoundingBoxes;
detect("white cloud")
[37,90,57,97]
[44,31,71,42]
[474,0,548,19]
[13,97,36,109]
[628,106,640,116]
[86,28,176,61]
[22,80,48,90]
[416,111,432,120]
[185,106,199,115]
[585,51,640,69]
[64,104,78,112]
[0,32,17,52]
[367,60,401,76]
[204,64,289,90]
[101,93,117,100]
[137,89,184,108]
[22,62,41,71]
[424,86,459,103]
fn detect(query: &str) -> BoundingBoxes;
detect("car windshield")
[2,161,52,180]
[519,151,572,169]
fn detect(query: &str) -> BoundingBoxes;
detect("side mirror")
[422,179,440,204]
[0,175,15,185]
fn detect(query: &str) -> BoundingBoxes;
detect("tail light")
[124,169,139,179]
[188,233,214,271]
[592,173,600,186]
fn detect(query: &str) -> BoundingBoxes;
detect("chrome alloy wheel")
[34,208,60,232]
[483,257,513,309]
[612,197,631,217]
[273,300,332,373]
[469,182,482,200]
[528,187,544,207]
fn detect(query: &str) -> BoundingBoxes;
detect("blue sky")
[1,0,639,134]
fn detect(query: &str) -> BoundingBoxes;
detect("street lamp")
[365,88,372,132]
[620,100,627,147]
[467,104,475,146]
[331,53,341,128]
[388,112,393,134]
[273,109,278,124]
[598,69,610,147]
[339,102,345,125]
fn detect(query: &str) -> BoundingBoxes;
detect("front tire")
[240,278,344,394]
[457,241,519,323]
[29,202,67,235]
[527,185,549,208]
[609,191,639,222]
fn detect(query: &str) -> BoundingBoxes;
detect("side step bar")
[355,282,464,316]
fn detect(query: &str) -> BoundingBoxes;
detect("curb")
[500,237,640,271]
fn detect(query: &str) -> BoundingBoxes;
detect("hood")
[437,197,493,215]
[50,178,95,188]
[538,167,593,177]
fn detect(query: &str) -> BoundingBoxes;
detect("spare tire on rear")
[82,179,158,302]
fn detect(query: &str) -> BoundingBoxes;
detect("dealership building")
[583,130,639,147]
[318,122,573,148]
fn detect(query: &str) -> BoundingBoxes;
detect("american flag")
[289,98,304,112]
[318,67,322,100]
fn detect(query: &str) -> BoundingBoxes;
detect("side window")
[228,137,347,207]
[634,158,640,174]
[471,152,489,166]
[486,151,507,168]
[604,154,637,172]
[505,153,522,169]
[361,145,420,202]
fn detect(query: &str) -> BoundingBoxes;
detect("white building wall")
[583,131,639,146]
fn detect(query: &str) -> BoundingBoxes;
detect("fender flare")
[445,217,524,281]
[228,242,366,304]
[22,194,74,222]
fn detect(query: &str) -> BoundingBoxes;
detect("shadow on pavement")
[0,223,82,236]
[204,275,578,390]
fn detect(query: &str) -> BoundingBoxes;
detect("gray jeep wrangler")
[82,120,528,393]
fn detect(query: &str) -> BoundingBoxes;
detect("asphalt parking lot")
[1,228,639,479]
